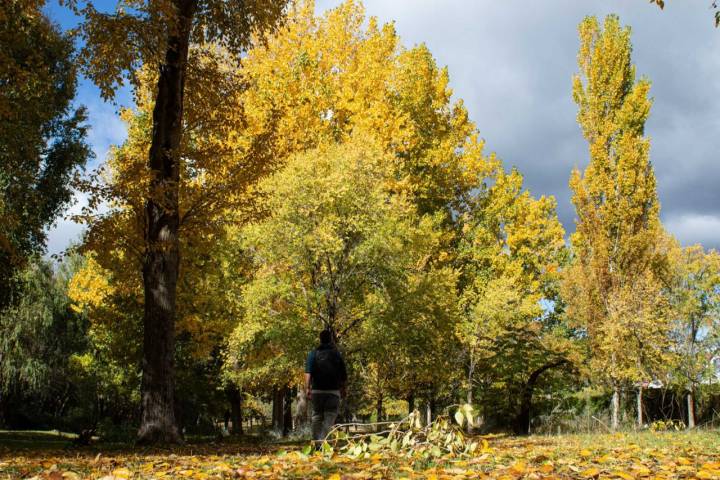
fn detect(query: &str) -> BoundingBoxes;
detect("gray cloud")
[319,0,720,249]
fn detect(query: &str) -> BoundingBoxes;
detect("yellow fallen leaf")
[511,461,527,474]
[611,470,635,480]
[539,464,554,473]
[580,449,593,457]
[697,470,715,480]
[111,467,132,479]
[327,474,341,480]
[581,467,601,478]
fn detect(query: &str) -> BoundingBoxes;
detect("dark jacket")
[305,343,347,390]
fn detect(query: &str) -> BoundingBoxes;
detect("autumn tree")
[0,0,90,309]
[67,0,289,442]
[667,242,720,428]
[456,167,570,434]
[562,15,671,430]
[224,140,459,418]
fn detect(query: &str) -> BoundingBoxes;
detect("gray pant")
[311,392,340,441]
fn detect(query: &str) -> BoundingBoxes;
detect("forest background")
[1,0,720,449]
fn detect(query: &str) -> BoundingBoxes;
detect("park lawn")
[0,430,719,479]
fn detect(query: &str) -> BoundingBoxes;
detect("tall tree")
[562,15,671,430]
[69,0,288,443]
[0,0,90,309]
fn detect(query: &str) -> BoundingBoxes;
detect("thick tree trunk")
[515,360,567,435]
[636,386,643,428]
[137,0,197,445]
[687,389,695,429]
[611,385,620,431]
[227,386,243,435]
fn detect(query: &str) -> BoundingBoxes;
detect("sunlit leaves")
[563,15,670,407]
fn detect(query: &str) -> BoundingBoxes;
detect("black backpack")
[312,348,342,390]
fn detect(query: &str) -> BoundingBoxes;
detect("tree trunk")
[272,388,284,433]
[611,385,620,431]
[515,360,567,435]
[687,388,695,429]
[227,386,243,435]
[283,387,293,436]
[407,393,415,415]
[467,359,475,405]
[137,0,197,445]
[376,395,383,431]
[636,386,643,428]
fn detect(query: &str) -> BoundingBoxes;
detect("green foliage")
[0,257,87,396]
[326,405,481,462]
[225,139,457,394]
[0,0,91,308]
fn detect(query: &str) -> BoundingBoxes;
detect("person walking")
[305,329,347,443]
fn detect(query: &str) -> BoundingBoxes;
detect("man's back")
[309,344,346,391]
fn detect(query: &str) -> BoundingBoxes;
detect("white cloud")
[46,86,127,258]
[45,191,90,257]
[664,213,720,249]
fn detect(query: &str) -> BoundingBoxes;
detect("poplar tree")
[563,15,670,430]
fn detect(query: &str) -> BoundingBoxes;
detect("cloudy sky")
[45,0,720,254]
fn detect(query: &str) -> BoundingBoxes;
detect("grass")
[0,429,718,478]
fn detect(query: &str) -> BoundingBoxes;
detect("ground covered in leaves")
[1,430,719,479]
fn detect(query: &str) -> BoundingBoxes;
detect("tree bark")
[227,386,243,435]
[687,388,695,429]
[467,358,475,405]
[137,0,197,445]
[407,393,415,416]
[636,386,643,428]
[376,395,383,432]
[611,385,620,431]
[272,387,284,433]
[283,387,293,436]
[515,360,567,435]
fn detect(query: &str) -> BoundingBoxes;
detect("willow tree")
[562,15,671,430]
[67,0,288,443]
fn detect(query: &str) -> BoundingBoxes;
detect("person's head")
[320,329,333,345]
